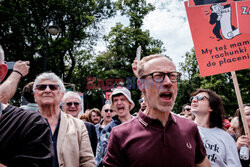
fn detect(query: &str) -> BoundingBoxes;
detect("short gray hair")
[137,54,173,78]
[62,91,81,104]
[33,72,65,92]
[0,45,5,63]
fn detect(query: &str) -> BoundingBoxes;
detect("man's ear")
[0,64,8,82]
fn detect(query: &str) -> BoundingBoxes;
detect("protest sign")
[185,0,250,137]
[185,1,250,77]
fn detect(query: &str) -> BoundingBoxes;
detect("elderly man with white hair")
[33,72,95,167]
[61,91,97,156]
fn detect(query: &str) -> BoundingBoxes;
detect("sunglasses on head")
[104,109,113,113]
[66,102,80,107]
[190,95,208,102]
[36,84,60,91]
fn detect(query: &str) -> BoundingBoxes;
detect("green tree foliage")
[82,0,165,111]
[0,0,115,105]
[175,48,250,116]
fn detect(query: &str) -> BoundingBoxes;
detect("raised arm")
[0,61,29,103]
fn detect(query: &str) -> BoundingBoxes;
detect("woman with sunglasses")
[190,88,241,167]
[33,72,95,167]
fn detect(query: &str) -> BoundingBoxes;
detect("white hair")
[33,72,65,92]
[62,91,81,104]
[0,45,5,63]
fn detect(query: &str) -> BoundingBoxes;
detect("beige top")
[57,111,95,167]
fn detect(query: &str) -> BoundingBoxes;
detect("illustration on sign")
[210,3,240,40]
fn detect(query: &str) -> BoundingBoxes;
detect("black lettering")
[230,43,237,48]
[202,49,209,54]
[227,59,232,63]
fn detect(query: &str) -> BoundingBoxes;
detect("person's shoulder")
[84,121,95,128]
[112,117,139,133]
[212,127,235,139]
[4,105,41,118]
[62,112,85,126]
[3,105,48,127]
[172,113,197,127]
[103,120,115,129]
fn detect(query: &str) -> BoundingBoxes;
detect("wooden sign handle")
[231,71,250,138]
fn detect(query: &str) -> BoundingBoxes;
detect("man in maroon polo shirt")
[103,54,210,167]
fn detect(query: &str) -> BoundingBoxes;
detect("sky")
[95,0,194,70]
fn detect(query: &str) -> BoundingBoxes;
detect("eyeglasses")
[66,102,80,107]
[36,84,60,91]
[104,109,113,113]
[184,108,191,111]
[190,95,209,102]
[140,71,181,83]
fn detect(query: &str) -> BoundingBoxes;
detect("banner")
[185,1,250,77]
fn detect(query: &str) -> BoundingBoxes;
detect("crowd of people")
[0,45,249,167]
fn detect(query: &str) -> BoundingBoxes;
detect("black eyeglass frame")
[36,84,60,91]
[140,71,181,83]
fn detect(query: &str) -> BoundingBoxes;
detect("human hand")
[237,135,250,150]
[132,59,139,78]
[13,60,30,77]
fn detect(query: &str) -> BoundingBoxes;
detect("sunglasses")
[66,102,80,107]
[36,84,60,91]
[190,95,209,102]
[104,109,113,113]
[138,99,144,104]
[184,108,191,111]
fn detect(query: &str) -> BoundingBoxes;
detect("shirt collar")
[138,109,176,127]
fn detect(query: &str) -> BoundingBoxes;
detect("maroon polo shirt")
[103,110,206,167]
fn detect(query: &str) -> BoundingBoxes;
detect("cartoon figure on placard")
[209,3,240,41]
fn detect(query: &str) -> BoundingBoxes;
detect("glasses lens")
[185,108,191,111]
[168,72,179,82]
[48,85,59,90]
[105,109,113,113]
[66,102,79,107]
[190,95,207,102]
[152,72,164,83]
[36,84,47,91]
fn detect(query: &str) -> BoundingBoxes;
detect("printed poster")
[185,1,250,77]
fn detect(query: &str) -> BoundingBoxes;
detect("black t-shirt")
[0,105,54,166]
